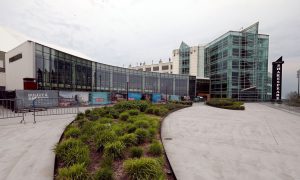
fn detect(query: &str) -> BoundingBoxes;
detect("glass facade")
[179,42,190,75]
[205,23,269,101]
[35,43,191,97]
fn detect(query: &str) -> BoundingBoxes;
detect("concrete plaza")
[162,103,300,180]
[0,113,75,180]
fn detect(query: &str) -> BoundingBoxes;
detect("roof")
[0,26,93,60]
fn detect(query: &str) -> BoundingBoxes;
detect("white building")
[129,59,173,74]
[172,42,205,77]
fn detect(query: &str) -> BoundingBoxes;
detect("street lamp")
[297,69,300,97]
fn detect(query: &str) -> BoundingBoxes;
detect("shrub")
[148,128,157,139]
[54,139,90,166]
[64,126,81,138]
[153,107,168,116]
[119,112,130,121]
[148,141,163,156]
[135,128,149,144]
[134,120,150,129]
[129,146,143,158]
[206,98,245,110]
[114,100,150,112]
[112,125,125,136]
[94,130,118,150]
[127,109,140,116]
[97,117,113,124]
[57,163,88,180]
[123,157,163,180]
[119,133,137,147]
[103,141,125,160]
[105,107,120,119]
[94,123,111,132]
[101,156,113,168]
[94,167,114,180]
[145,107,154,114]
[125,124,137,133]
[81,121,96,137]
[75,112,85,120]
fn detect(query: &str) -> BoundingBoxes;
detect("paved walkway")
[0,114,75,180]
[162,103,300,180]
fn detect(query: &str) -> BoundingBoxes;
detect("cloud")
[0,0,299,94]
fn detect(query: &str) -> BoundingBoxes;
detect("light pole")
[297,69,300,97]
[126,81,129,101]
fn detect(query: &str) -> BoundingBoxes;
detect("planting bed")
[54,100,190,180]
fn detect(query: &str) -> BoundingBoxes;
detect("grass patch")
[206,98,245,110]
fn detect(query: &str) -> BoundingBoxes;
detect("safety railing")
[0,99,25,123]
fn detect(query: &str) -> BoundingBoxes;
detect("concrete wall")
[0,51,5,88]
[5,41,34,90]
[189,46,198,76]
[172,49,179,74]
[197,46,205,78]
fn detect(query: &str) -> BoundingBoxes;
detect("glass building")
[204,22,269,101]
[34,43,192,97]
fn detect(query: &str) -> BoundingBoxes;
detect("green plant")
[94,130,118,150]
[135,128,149,144]
[127,109,140,116]
[123,157,163,180]
[119,133,138,147]
[97,117,114,124]
[64,126,81,138]
[94,167,114,180]
[57,163,88,180]
[103,141,125,160]
[101,156,113,168]
[134,120,150,129]
[114,100,150,112]
[129,146,143,158]
[75,112,85,120]
[145,107,154,114]
[54,139,90,166]
[148,141,163,156]
[148,127,157,139]
[119,112,130,121]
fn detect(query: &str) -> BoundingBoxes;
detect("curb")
[159,105,192,180]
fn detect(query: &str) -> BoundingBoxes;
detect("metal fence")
[0,99,25,123]
[0,98,80,124]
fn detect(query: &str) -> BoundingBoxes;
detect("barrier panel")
[0,99,25,123]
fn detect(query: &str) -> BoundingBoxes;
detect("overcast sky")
[0,0,299,97]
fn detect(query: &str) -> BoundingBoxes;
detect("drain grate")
[164,137,173,140]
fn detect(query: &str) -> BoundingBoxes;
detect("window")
[9,53,22,63]
[162,65,169,70]
[145,67,151,71]
[153,66,159,71]
[232,49,239,57]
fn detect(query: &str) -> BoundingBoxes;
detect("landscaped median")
[54,100,191,180]
[206,98,245,110]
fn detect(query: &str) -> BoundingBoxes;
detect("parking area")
[162,103,300,180]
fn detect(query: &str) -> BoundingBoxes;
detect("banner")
[128,93,142,100]
[59,91,89,106]
[89,92,111,105]
[15,90,58,109]
[152,93,161,103]
[169,95,180,101]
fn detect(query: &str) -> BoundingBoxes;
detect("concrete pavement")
[0,113,76,180]
[162,103,300,180]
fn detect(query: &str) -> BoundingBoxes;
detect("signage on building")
[272,57,284,101]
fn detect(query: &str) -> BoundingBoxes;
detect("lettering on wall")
[272,57,284,101]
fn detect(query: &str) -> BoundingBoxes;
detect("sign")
[89,92,111,105]
[15,90,59,109]
[272,57,284,101]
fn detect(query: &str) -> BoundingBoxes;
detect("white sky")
[0,0,299,96]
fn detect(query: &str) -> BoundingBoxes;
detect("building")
[204,22,269,101]
[129,59,173,74]
[172,43,205,77]
[5,40,194,98]
[0,51,5,90]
